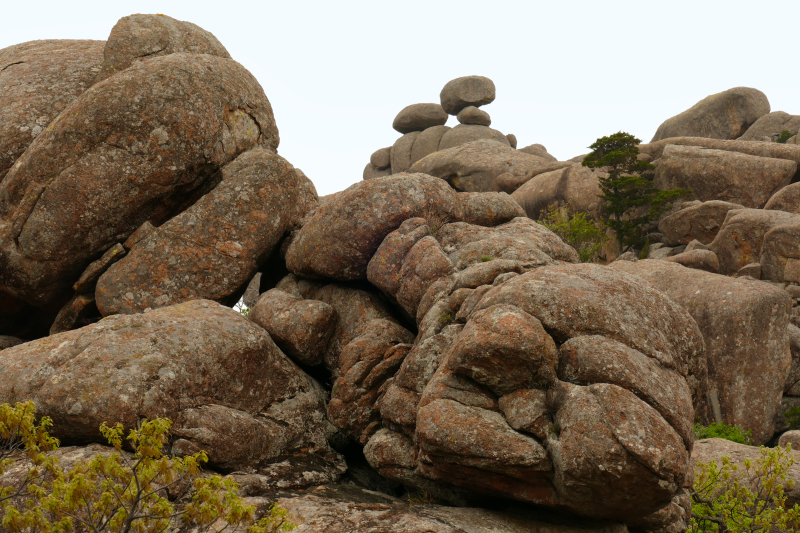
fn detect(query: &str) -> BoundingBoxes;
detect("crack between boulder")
[134,48,166,60]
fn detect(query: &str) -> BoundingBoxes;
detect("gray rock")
[765,182,800,214]
[0,336,24,350]
[738,111,800,142]
[370,147,392,169]
[519,144,558,162]
[409,125,451,166]
[440,76,496,115]
[363,162,393,180]
[242,272,262,308]
[651,87,770,142]
[654,145,795,208]
[456,106,491,126]
[392,103,448,134]
[658,200,746,245]
[438,124,510,151]
[506,133,517,149]
[512,164,604,221]
[391,132,421,174]
[736,263,762,279]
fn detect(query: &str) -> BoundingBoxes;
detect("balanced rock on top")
[440,75,496,115]
[392,103,448,134]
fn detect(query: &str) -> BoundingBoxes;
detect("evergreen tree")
[583,132,690,252]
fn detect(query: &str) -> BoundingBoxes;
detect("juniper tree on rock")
[583,132,690,253]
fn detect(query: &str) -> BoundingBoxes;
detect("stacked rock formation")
[363,76,520,180]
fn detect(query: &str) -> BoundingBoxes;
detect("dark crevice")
[0,61,24,72]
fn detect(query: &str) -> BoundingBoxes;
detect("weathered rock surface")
[658,200,746,245]
[409,125,451,166]
[370,147,392,169]
[708,208,800,275]
[368,263,700,524]
[363,163,393,180]
[692,438,800,506]
[438,124,510,152]
[760,222,800,283]
[0,52,279,307]
[661,249,720,273]
[765,182,800,214]
[653,145,796,208]
[409,139,569,193]
[0,40,105,183]
[0,335,24,350]
[276,484,629,533]
[440,76,496,115]
[0,300,342,478]
[641,137,800,178]
[458,192,525,227]
[738,111,800,142]
[392,103,448,134]
[611,260,791,444]
[285,174,462,280]
[650,87,770,142]
[98,14,231,81]
[512,164,604,220]
[784,324,800,396]
[390,132,421,174]
[780,430,800,449]
[518,144,558,162]
[249,289,337,367]
[96,148,314,315]
[456,106,491,126]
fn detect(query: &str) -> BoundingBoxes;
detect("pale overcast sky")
[3,0,799,195]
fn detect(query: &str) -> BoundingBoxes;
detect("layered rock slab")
[611,259,791,444]
[0,52,279,306]
[96,148,314,315]
[0,299,341,477]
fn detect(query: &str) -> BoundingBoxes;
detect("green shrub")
[690,445,800,532]
[777,130,795,144]
[537,204,609,262]
[785,406,800,430]
[694,421,753,445]
[439,311,455,325]
[479,255,494,262]
[582,132,691,253]
[0,402,297,533]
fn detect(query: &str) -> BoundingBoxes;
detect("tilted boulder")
[611,260,791,444]
[650,87,770,142]
[456,106,491,126]
[439,76,496,115]
[658,200,746,245]
[457,192,525,227]
[392,103,448,134]
[653,145,796,208]
[760,222,800,283]
[738,111,800,142]
[0,52,279,307]
[366,263,703,527]
[285,174,463,280]
[0,40,105,183]
[511,164,604,221]
[518,143,558,162]
[97,14,231,81]
[0,300,343,480]
[765,182,800,214]
[408,139,570,193]
[662,249,720,273]
[95,148,315,315]
[708,208,800,275]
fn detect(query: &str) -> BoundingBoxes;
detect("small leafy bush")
[785,406,800,430]
[479,255,494,262]
[689,445,800,532]
[777,130,795,144]
[439,311,455,325]
[0,402,296,533]
[537,204,609,262]
[694,421,753,444]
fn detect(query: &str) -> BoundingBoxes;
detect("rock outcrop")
[650,87,770,142]
[658,200,746,245]
[611,260,791,444]
[738,111,800,142]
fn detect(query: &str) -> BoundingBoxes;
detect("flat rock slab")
[0,299,340,476]
[0,40,105,182]
[0,52,279,307]
[650,87,769,142]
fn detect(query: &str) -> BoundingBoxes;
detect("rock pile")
[4,14,800,533]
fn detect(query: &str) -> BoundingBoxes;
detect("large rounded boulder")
[364,263,703,527]
[0,52,279,306]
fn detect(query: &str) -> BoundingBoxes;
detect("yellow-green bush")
[0,401,296,533]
